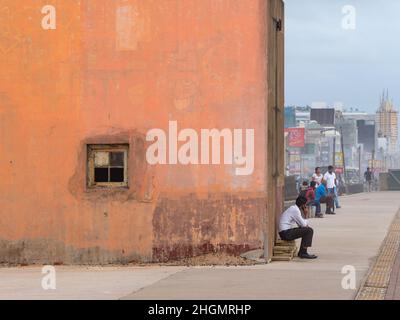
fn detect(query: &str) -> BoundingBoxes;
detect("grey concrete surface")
[0,266,186,300]
[0,192,398,300]
[124,192,400,300]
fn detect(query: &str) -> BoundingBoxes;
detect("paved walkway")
[0,192,399,300]
[355,204,400,300]
[0,266,186,300]
[125,192,400,300]
[386,246,400,300]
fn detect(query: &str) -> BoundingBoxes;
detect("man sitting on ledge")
[279,196,318,259]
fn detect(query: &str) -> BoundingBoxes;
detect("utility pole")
[333,136,336,167]
[358,145,362,180]
[340,127,347,182]
[372,149,375,172]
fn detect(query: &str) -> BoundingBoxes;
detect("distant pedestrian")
[279,196,318,259]
[364,167,374,192]
[312,167,323,187]
[324,166,341,209]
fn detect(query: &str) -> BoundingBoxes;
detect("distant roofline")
[342,112,369,116]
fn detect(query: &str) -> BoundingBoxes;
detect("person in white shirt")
[311,167,323,187]
[323,165,341,209]
[278,196,317,259]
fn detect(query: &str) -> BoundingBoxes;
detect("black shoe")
[326,211,336,215]
[336,206,341,209]
[298,252,318,259]
[315,214,324,218]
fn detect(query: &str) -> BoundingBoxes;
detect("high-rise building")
[284,106,296,128]
[376,90,398,154]
[357,120,376,153]
[336,118,358,167]
[310,108,335,126]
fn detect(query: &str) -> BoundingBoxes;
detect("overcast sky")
[285,0,400,112]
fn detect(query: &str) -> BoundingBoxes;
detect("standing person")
[324,166,341,209]
[364,167,374,192]
[278,196,318,259]
[315,180,335,216]
[312,167,323,187]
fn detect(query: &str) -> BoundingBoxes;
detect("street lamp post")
[333,136,336,167]
[340,126,347,183]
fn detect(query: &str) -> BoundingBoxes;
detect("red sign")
[335,167,344,174]
[285,128,305,147]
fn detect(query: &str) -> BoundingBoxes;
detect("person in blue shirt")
[315,180,334,217]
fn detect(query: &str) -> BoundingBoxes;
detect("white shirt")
[323,172,336,189]
[312,173,323,186]
[279,205,308,232]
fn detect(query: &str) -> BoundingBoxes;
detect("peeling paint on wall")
[152,193,266,262]
[115,2,151,51]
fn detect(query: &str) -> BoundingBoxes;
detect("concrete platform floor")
[1,191,399,300]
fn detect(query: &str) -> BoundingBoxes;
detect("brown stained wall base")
[0,238,151,265]
[152,243,255,264]
[0,193,267,265]
[152,193,266,262]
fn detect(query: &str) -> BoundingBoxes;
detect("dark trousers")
[316,196,334,213]
[328,187,340,208]
[279,227,314,249]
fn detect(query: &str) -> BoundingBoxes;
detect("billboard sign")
[285,128,305,147]
[310,108,335,126]
[335,152,344,166]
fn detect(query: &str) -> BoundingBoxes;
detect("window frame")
[87,144,129,188]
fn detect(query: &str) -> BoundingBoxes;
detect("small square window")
[87,144,128,188]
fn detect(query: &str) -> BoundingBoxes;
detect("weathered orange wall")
[0,0,281,264]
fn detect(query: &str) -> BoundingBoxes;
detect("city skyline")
[285,0,400,113]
